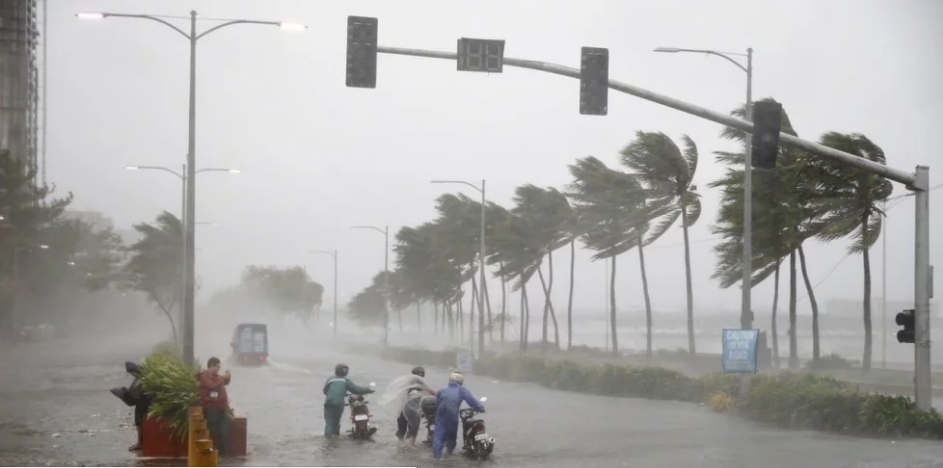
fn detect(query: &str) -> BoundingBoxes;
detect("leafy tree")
[708,98,823,368]
[619,131,702,355]
[0,150,74,337]
[805,132,893,370]
[566,156,658,356]
[348,270,392,328]
[121,211,184,343]
[510,184,572,352]
[240,265,324,326]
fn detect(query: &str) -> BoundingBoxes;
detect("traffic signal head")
[579,47,609,116]
[895,308,915,344]
[750,100,783,169]
[346,16,378,89]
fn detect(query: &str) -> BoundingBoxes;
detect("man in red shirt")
[197,357,231,457]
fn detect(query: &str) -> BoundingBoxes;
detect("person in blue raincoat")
[433,371,485,459]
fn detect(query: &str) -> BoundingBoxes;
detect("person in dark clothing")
[323,363,374,439]
[110,361,150,452]
[197,357,232,458]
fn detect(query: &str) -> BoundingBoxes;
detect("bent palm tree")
[619,131,702,355]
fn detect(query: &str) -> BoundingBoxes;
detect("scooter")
[347,382,378,440]
[460,396,494,460]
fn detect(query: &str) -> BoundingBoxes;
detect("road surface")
[1,334,942,467]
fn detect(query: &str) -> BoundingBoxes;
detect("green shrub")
[139,351,200,442]
[803,353,857,371]
[379,346,943,440]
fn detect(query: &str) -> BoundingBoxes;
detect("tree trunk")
[470,274,479,350]
[483,276,494,343]
[447,300,455,341]
[567,239,576,350]
[548,250,560,350]
[638,242,653,359]
[539,262,550,353]
[500,267,507,345]
[457,290,464,344]
[861,213,873,371]
[536,259,560,353]
[797,244,821,361]
[789,250,798,369]
[680,204,696,356]
[161,306,179,345]
[771,261,781,369]
[609,256,619,355]
[416,302,421,331]
[434,301,440,335]
[520,278,530,352]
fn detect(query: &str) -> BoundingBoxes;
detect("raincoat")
[432,381,484,459]
[379,375,436,439]
[322,376,373,438]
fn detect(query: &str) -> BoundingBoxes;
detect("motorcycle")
[419,395,437,446]
[460,396,494,459]
[346,382,377,440]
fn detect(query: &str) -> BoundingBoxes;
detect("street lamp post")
[79,10,304,365]
[654,46,754,330]
[125,164,239,356]
[310,249,339,337]
[431,179,487,357]
[352,225,389,346]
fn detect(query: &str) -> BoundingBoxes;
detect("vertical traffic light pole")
[345,22,932,410]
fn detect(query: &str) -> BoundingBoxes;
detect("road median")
[377,345,943,441]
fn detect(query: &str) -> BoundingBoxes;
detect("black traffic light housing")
[896,309,915,344]
[345,16,378,89]
[750,100,783,169]
[579,47,609,116]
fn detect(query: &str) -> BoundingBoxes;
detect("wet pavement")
[2,335,943,467]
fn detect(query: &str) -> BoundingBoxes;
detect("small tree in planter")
[138,350,200,442]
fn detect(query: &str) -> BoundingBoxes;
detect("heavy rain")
[1,1,942,467]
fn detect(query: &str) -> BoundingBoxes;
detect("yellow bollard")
[188,407,204,463]
[191,439,218,467]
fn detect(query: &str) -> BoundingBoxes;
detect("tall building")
[0,0,39,174]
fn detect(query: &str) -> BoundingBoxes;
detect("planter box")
[229,417,247,457]
[140,415,247,458]
[141,416,187,458]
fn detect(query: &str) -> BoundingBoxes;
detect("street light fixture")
[654,45,754,332]
[431,179,487,357]
[351,225,390,346]
[80,10,303,365]
[310,249,339,337]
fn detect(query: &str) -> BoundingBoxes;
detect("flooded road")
[2,336,943,467]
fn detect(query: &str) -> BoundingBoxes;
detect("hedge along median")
[383,346,943,440]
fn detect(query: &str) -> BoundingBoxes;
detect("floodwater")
[1,335,942,467]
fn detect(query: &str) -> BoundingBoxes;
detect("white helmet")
[449,371,465,385]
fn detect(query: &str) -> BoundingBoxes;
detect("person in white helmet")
[432,371,484,459]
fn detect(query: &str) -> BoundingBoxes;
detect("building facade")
[0,0,39,172]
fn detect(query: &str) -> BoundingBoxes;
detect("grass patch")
[381,346,943,440]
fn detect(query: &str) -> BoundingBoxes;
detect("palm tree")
[511,184,573,352]
[567,156,656,356]
[486,203,542,351]
[708,97,825,367]
[619,131,702,355]
[805,132,893,370]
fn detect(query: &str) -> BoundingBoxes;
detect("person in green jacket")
[323,363,374,438]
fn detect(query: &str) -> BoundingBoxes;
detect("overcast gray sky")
[50,0,943,316]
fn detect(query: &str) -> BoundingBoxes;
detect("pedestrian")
[432,371,485,459]
[391,366,436,441]
[323,363,374,439]
[197,357,232,458]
